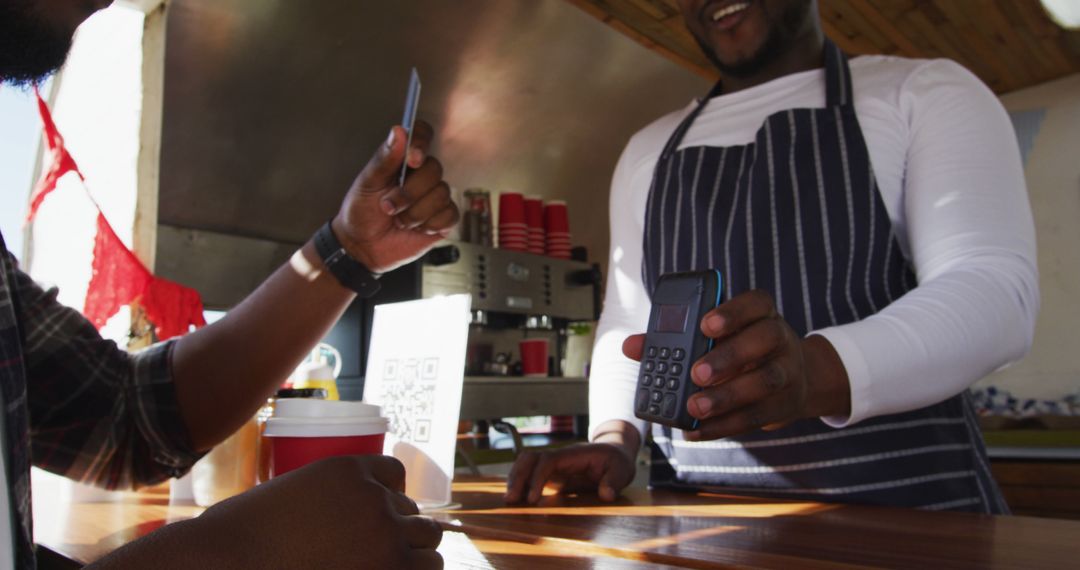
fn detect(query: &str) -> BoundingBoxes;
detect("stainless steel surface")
[156,0,709,293]
[525,315,554,330]
[460,377,588,420]
[155,224,300,309]
[422,242,596,321]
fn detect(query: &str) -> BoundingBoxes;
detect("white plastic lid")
[264,399,389,438]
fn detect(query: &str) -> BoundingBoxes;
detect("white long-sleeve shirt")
[590,55,1039,439]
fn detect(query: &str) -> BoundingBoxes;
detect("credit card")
[399,67,422,187]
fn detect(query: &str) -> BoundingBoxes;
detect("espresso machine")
[332,241,601,437]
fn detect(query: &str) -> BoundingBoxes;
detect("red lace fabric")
[26,87,83,222]
[31,91,206,340]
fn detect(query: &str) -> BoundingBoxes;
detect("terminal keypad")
[638,344,688,420]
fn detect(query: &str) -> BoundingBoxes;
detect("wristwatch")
[313,221,381,298]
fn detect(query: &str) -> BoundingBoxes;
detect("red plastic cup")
[263,399,388,479]
[520,339,549,377]
[544,201,569,233]
[499,192,526,226]
[525,196,544,229]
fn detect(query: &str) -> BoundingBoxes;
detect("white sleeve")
[815,59,1039,427]
[588,142,654,441]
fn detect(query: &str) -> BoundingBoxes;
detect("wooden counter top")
[35,477,1080,568]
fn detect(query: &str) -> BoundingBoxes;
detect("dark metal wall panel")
[157,0,707,294]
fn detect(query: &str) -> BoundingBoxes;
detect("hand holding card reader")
[634,270,723,431]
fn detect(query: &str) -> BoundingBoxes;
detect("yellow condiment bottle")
[291,348,340,400]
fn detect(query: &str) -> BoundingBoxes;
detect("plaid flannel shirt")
[0,232,203,569]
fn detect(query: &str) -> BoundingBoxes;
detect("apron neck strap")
[824,39,853,108]
[657,80,721,162]
[659,39,852,162]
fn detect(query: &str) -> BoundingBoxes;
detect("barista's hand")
[504,420,638,505]
[199,455,442,568]
[623,290,851,441]
[333,120,459,273]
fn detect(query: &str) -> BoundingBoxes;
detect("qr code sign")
[379,358,440,443]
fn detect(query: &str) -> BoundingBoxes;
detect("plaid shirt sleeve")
[15,263,204,490]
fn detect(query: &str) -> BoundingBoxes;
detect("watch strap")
[313,221,381,298]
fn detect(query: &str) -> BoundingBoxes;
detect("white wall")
[28,6,146,342]
[977,73,1080,401]
[0,85,48,262]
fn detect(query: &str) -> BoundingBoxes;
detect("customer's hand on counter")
[89,456,443,569]
[332,120,460,273]
[504,420,639,505]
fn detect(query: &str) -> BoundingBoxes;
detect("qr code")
[379,357,440,443]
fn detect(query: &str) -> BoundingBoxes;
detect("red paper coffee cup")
[264,399,388,479]
[520,338,549,377]
[499,192,526,226]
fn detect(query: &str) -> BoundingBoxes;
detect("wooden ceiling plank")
[826,0,901,55]
[846,1,925,58]
[819,2,861,40]
[872,0,919,21]
[989,0,1067,81]
[965,2,1040,88]
[899,9,967,63]
[889,11,954,61]
[820,17,867,56]
[1049,34,1080,73]
[584,0,712,65]
[622,0,678,21]
[1013,0,1063,39]
[904,8,1002,89]
[561,0,1080,95]
[570,0,718,79]
[820,3,883,55]
[930,0,1023,91]
[564,0,615,24]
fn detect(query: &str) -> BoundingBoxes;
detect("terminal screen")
[656,304,689,333]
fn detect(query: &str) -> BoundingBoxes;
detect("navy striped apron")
[641,42,1006,513]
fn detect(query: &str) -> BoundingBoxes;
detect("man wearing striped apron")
[507,0,1037,513]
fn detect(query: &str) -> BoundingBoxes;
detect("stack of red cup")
[498,192,527,251]
[544,200,571,259]
[524,196,545,255]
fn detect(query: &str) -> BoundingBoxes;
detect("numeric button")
[641,374,652,387]
[673,348,686,360]
[656,362,668,374]
[662,393,677,418]
[670,363,683,375]
[659,347,671,359]
[644,361,655,373]
[647,346,658,358]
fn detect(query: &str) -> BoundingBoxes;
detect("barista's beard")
[694,1,813,80]
[0,0,74,86]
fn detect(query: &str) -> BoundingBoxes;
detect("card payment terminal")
[634,270,723,431]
